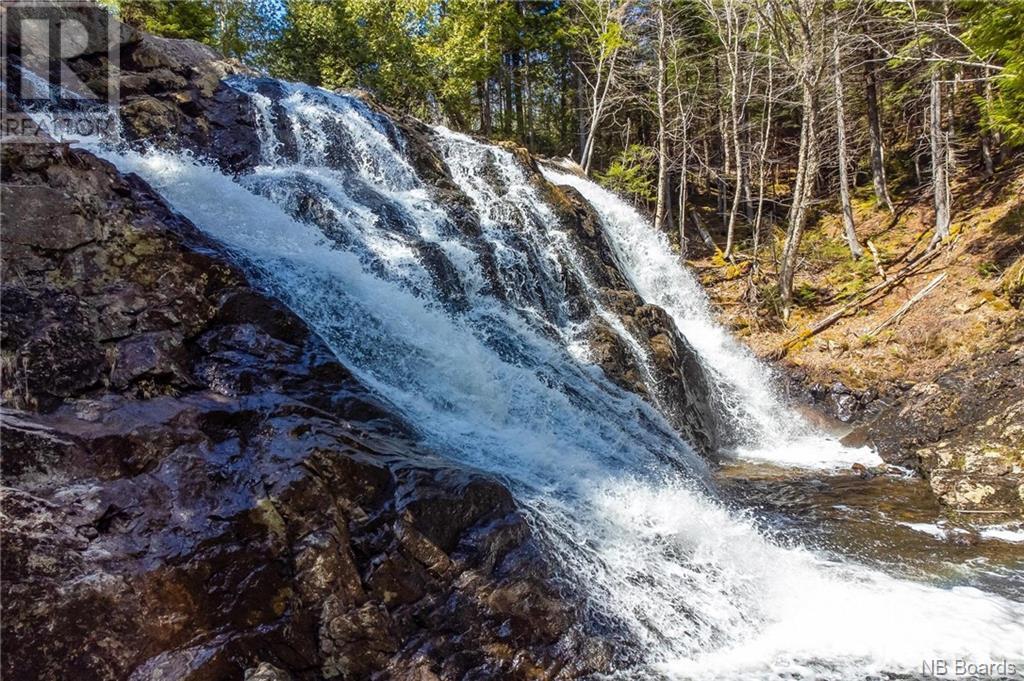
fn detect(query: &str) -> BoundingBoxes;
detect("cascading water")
[540,166,878,468]
[64,75,1023,679]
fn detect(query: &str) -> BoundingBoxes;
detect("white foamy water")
[539,167,880,469]
[982,527,1024,544]
[69,77,1023,679]
[900,520,1024,545]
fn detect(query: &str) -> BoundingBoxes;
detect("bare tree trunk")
[578,1,628,174]
[574,51,587,159]
[929,70,951,246]
[979,67,995,177]
[835,34,863,259]
[980,124,995,178]
[580,47,619,173]
[780,78,819,318]
[722,2,744,258]
[524,49,535,150]
[503,55,514,135]
[723,77,743,256]
[752,49,774,266]
[713,57,729,231]
[654,0,669,232]
[742,113,754,223]
[864,48,894,212]
[678,119,690,255]
[514,52,525,140]
[679,164,688,254]
[478,81,492,135]
[692,211,719,253]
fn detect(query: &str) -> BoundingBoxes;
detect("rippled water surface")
[718,463,1024,601]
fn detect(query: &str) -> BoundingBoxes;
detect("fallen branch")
[769,248,942,359]
[691,211,722,255]
[950,509,1016,515]
[864,272,946,337]
[866,239,886,281]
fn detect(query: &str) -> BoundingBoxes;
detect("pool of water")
[716,462,1024,601]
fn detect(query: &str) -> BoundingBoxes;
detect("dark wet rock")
[245,77,300,163]
[544,182,721,456]
[800,378,885,424]
[109,329,192,391]
[828,391,859,423]
[44,13,260,172]
[1,140,600,680]
[388,113,457,190]
[0,184,100,250]
[858,320,1023,515]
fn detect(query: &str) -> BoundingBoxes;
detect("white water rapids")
[539,168,881,470]
[66,77,1022,679]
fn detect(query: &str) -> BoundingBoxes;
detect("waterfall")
[71,76,1023,679]
[540,166,878,468]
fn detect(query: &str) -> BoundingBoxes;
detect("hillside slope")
[693,164,1024,515]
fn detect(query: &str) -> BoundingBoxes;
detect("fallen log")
[769,247,942,359]
[691,211,722,255]
[864,272,946,337]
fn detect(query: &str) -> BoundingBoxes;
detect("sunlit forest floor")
[692,160,1024,392]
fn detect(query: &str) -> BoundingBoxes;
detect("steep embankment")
[694,165,1024,515]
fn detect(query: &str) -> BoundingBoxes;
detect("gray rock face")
[857,322,1024,515]
[543,182,721,455]
[1,143,605,680]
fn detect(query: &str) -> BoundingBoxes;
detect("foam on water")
[539,167,880,469]
[70,78,1024,679]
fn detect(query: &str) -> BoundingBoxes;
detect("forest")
[108,0,1024,318]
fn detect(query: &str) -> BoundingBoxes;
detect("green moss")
[977,262,1000,278]
[253,497,287,540]
[793,282,822,307]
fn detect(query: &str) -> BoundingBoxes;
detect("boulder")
[861,321,1024,515]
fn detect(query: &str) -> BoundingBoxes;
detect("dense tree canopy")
[106,0,1023,316]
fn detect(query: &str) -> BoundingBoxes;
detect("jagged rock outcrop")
[0,143,605,680]
[65,17,261,171]
[542,181,721,454]
[854,320,1024,515]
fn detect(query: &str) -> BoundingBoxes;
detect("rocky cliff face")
[857,320,1024,516]
[1,141,614,680]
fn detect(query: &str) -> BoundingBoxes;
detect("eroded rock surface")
[859,321,1024,515]
[1,143,603,680]
[544,181,721,454]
